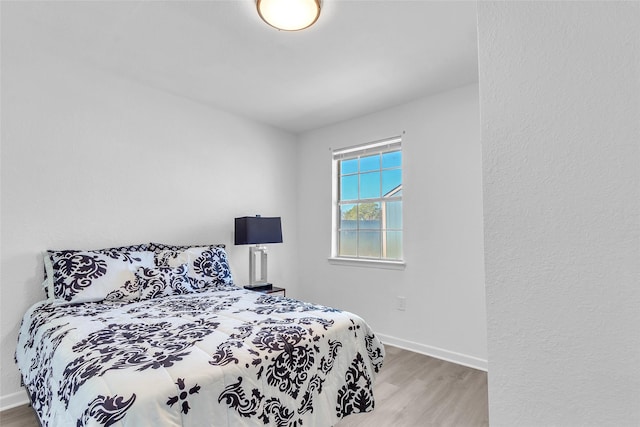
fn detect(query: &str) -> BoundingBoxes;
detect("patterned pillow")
[152,245,234,290]
[42,244,148,299]
[136,264,192,300]
[44,249,154,303]
[148,242,225,253]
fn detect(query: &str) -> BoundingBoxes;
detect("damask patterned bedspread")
[16,287,384,426]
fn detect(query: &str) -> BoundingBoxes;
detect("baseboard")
[376,333,488,372]
[0,390,29,412]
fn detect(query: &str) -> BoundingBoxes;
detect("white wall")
[296,85,487,369]
[478,2,639,425]
[0,9,298,409]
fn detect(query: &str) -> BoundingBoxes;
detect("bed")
[15,243,384,426]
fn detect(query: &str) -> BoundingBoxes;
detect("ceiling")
[6,1,479,134]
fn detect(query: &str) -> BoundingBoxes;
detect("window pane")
[333,139,402,262]
[384,201,402,229]
[340,204,358,227]
[357,202,381,229]
[339,231,357,257]
[384,231,403,260]
[359,154,380,172]
[340,158,357,175]
[340,175,358,201]
[359,172,380,199]
[382,151,402,169]
[382,169,402,196]
[358,231,381,258]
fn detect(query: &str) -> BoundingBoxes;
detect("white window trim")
[332,137,402,159]
[330,135,404,264]
[327,256,406,270]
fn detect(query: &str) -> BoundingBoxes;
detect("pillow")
[136,264,192,300]
[44,249,154,303]
[42,244,148,299]
[151,244,233,290]
[148,242,225,253]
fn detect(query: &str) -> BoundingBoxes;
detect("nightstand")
[244,285,286,297]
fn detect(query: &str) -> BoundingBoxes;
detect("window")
[332,137,403,262]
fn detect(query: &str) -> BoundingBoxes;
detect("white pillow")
[45,250,155,303]
[136,264,192,300]
[155,246,234,289]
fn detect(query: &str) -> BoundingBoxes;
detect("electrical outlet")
[397,296,406,311]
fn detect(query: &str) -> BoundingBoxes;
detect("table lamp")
[234,215,282,290]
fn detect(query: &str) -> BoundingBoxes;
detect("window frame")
[330,136,405,268]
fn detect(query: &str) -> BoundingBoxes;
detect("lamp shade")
[256,0,321,31]
[235,216,283,245]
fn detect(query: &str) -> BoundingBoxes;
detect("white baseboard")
[0,390,30,412]
[376,333,488,372]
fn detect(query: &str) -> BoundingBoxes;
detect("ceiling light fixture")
[256,0,321,31]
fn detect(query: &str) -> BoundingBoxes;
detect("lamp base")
[249,245,269,285]
[244,283,273,291]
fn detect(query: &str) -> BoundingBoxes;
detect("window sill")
[327,257,406,270]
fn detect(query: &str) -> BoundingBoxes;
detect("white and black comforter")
[16,286,384,426]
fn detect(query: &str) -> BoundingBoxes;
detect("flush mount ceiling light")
[256,0,321,31]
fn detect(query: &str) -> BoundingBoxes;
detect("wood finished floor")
[0,345,488,427]
[335,345,488,426]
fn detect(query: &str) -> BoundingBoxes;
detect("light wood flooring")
[335,345,488,426]
[0,403,39,427]
[0,345,488,427]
